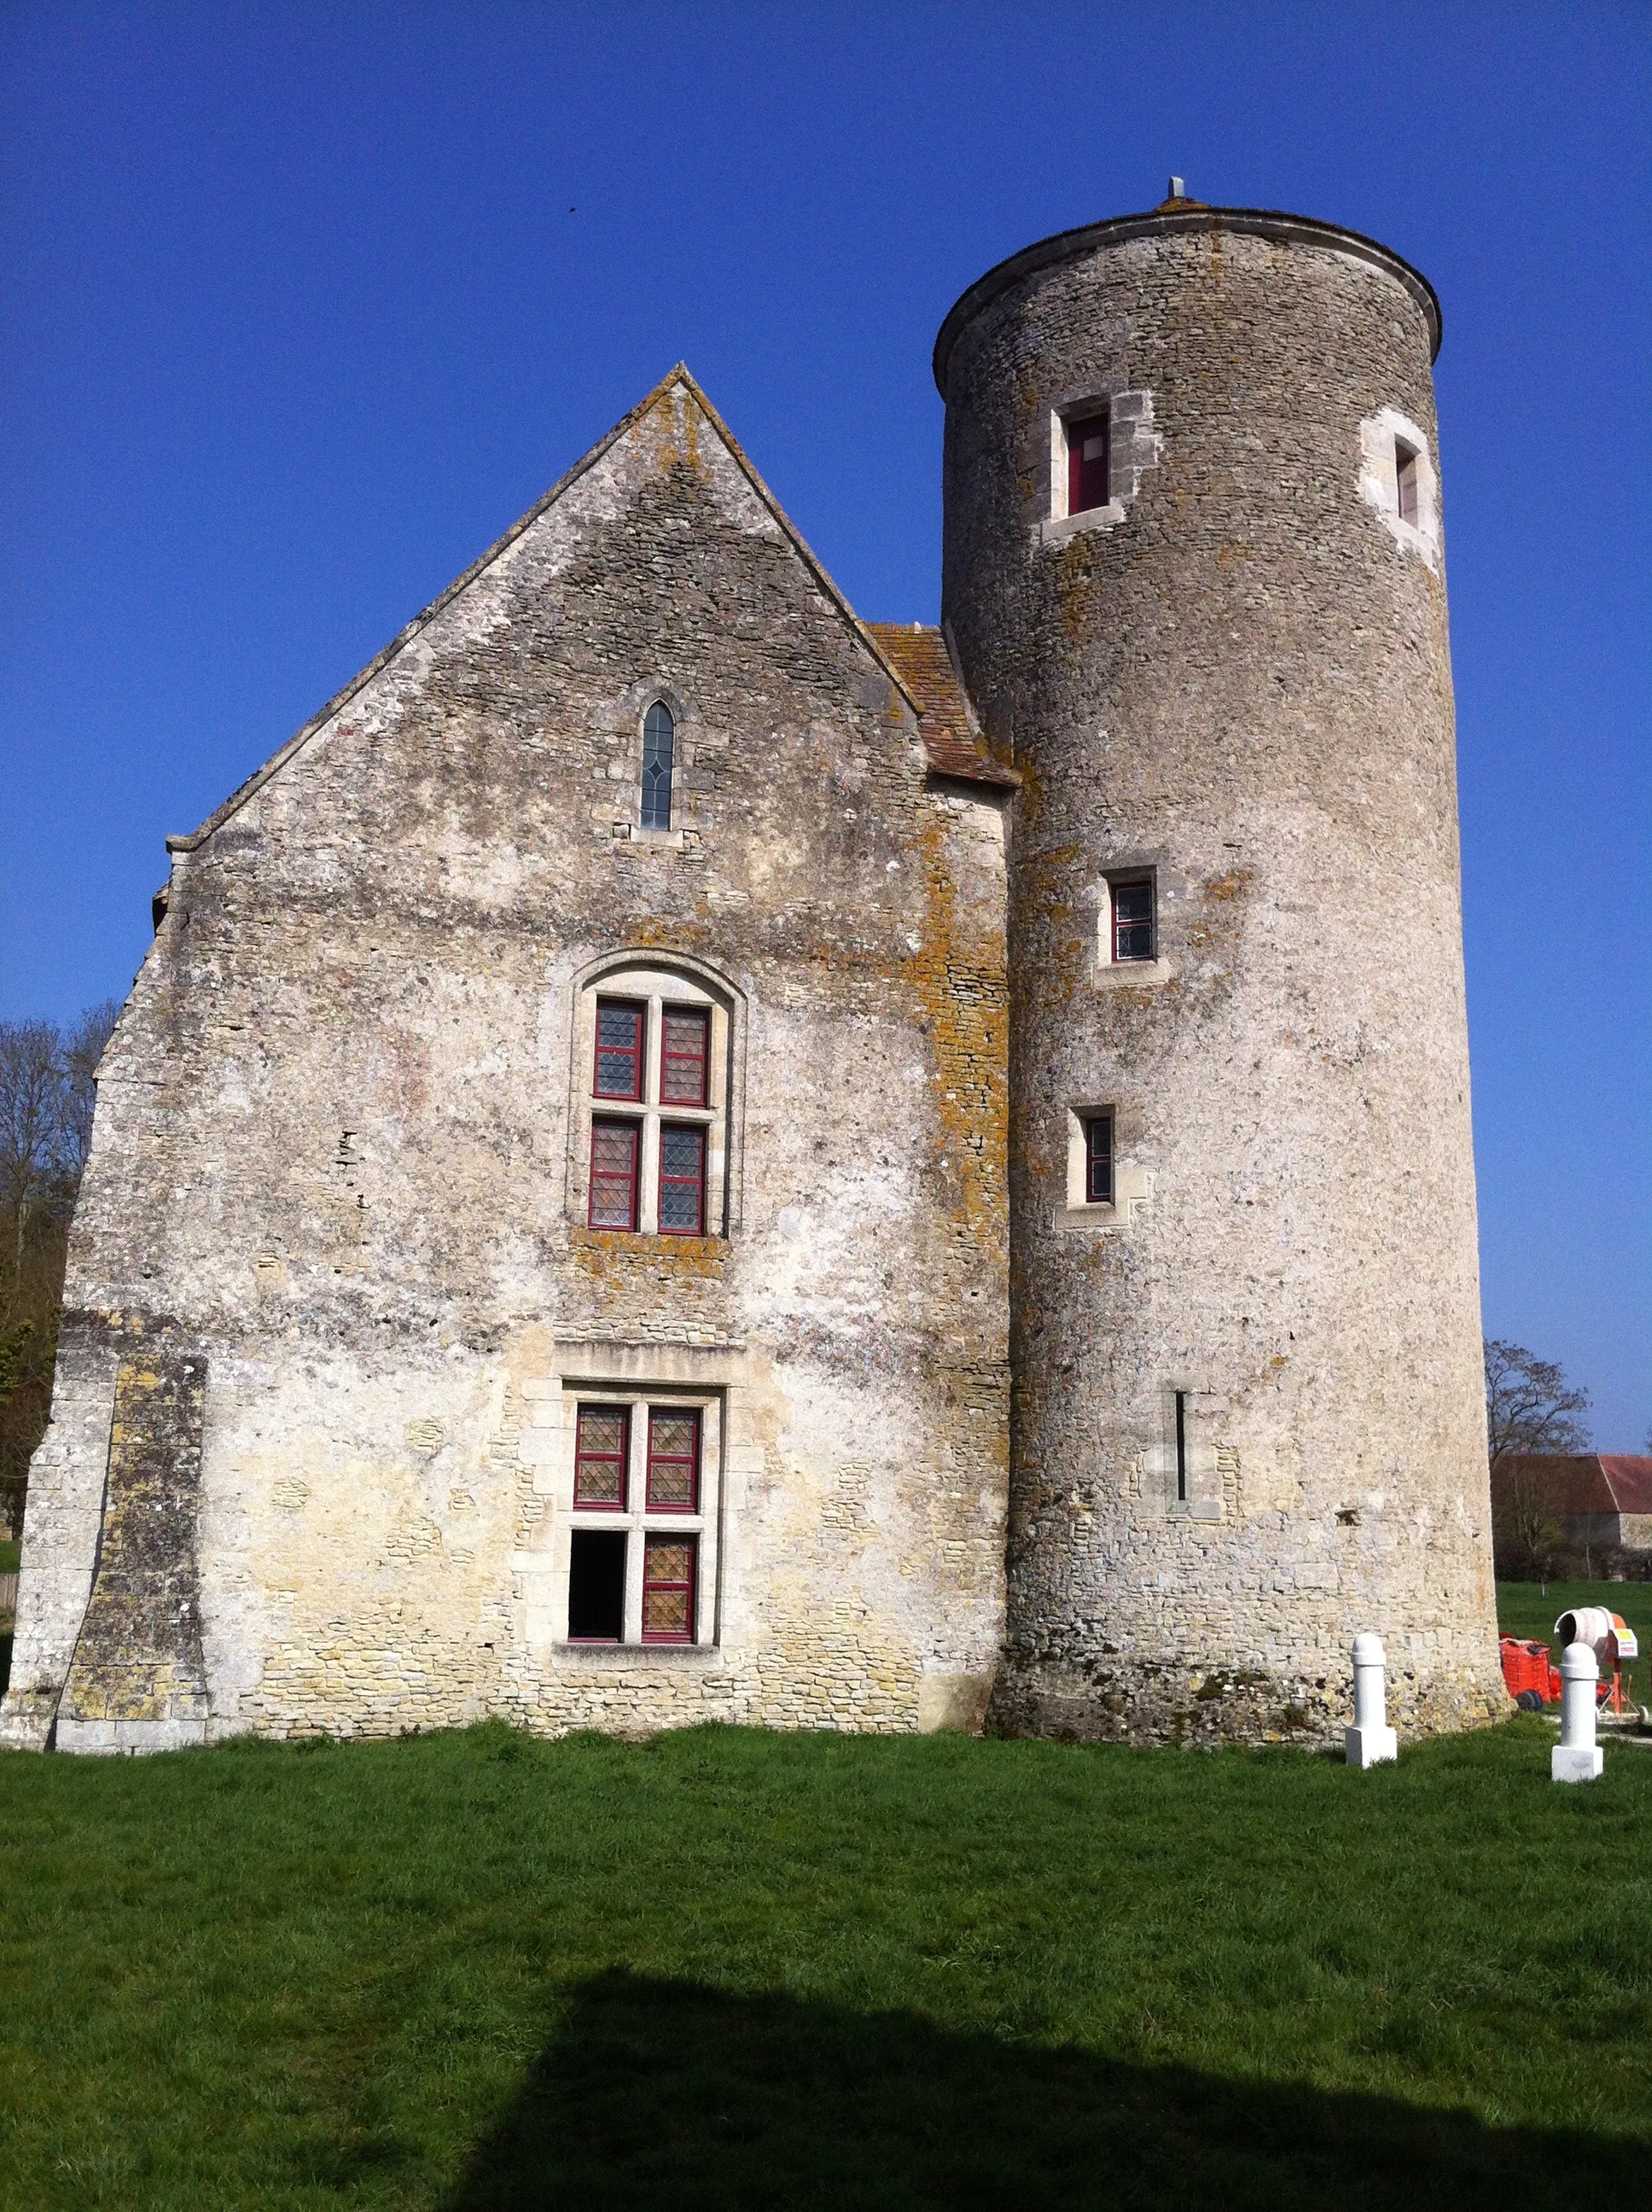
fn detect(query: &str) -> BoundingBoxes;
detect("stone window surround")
[608,683,701,851]
[1358,406,1441,572]
[1148,1384,1224,1522]
[553,1383,724,1649]
[1054,1100,1155,1235]
[515,1338,764,1668]
[566,949,747,1237]
[1096,864,1173,988]
[1038,386,1162,548]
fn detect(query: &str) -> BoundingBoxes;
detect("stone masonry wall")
[1,375,1009,1750]
[939,211,1502,1743]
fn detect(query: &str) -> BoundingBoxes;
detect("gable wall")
[3,384,1009,1749]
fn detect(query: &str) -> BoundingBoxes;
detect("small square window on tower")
[1065,410,1111,516]
[1394,437,1420,527]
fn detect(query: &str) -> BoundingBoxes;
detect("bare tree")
[1484,1338,1591,1473]
[1492,1460,1566,1591]
[0,1002,119,1532]
[0,1021,66,1321]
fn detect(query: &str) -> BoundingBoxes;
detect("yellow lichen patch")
[570,1226,730,1284]
[1201,869,1254,902]
[910,806,1009,1277]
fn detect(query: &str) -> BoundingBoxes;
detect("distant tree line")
[0,1004,119,1534]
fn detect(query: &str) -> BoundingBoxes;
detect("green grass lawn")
[1,1721,1647,2210]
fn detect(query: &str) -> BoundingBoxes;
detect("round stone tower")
[936,197,1504,1743]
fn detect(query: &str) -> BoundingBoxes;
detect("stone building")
[2,191,1504,1754]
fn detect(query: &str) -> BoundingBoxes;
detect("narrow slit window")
[660,1006,710,1105]
[658,1124,706,1235]
[1111,879,1154,962]
[1066,411,1110,516]
[1174,1390,1189,1504]
[1395,439,1420,527]
[594,1000,645,1100]
[1084,1115,1114,1205]
[642,1533,696,1643]
[567,1528,627,1641]
[573,1404,630,1509]
[646,1407,701,1511]
[641,702,675,830]
[589,1118,641,1231]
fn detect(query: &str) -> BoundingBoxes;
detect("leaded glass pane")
[647,1408,699,1510]
[595,1002,643,1098]
[574,1406,628,1507]
[642,703,674,830]
[661,1007,709,1104]
[658,1124,704,1233]
[642,1584,691,1638]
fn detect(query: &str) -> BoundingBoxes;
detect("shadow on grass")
[443,1969,1639,2210]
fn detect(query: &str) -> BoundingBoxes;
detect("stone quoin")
[1,192,1504,1754]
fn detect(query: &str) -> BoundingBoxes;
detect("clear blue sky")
[2,3,1646,1445]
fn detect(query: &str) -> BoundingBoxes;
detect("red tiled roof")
[1493,1456,1617,1513]
[864,624,1019,790]
[1600,1457,1652,1514]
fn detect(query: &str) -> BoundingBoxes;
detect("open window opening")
[1063,410,1111,517]
[1174,1389,1189,1504]
[567,1528,627,1641]
[1394,438,1420,527]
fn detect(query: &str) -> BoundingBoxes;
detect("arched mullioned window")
[641,702,675,830]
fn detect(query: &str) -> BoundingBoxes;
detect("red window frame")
[589,1117,641,1231]
[646,1406,701,1512]
[573,1403,630,1511]
[1066,411,1110,516]
[1111,878,1154,963]
[657,1123,706,1237]
[1085,1115,1114,1205]
[593,999,645,1101]
[641,1532,696,1644]
[660,1005,710,1107]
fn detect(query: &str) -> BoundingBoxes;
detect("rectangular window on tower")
[1066,411,1111,516]
[1110,877,1155,962]
[1395,438,1420,526]
[1084,1115,1114,1205]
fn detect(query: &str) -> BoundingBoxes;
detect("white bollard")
[1344,1632,1398,1767]
[1551,1641,1604,1783]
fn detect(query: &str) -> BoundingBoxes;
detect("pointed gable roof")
[167,366,1010,854]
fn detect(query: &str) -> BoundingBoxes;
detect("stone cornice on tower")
[933,205,1443,399]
